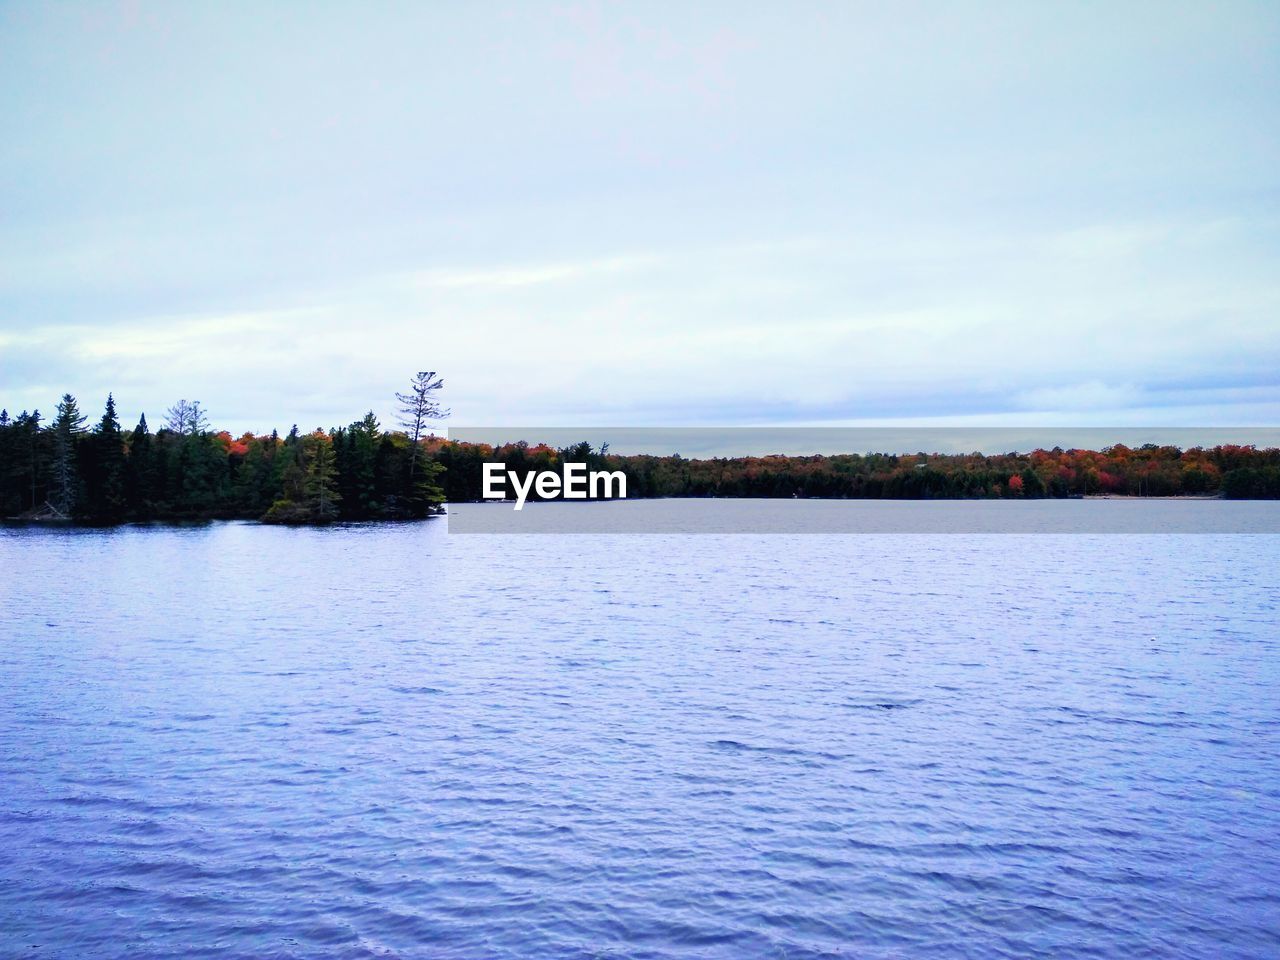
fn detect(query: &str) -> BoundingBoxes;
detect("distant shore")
[1084,493,1224,500]
[4,394,1278,526]
[8,489,1268,531]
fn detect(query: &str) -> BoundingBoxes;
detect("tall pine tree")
[126,413,154,517]
[87,394,127,522]
[49,394,86,517]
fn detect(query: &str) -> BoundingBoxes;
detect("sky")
[1,1,1277,436]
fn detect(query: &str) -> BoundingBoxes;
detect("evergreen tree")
[20,410,44,512]
[1019,466,1047,498]
[0,411,14,515]
[48,394,86,517]
[174,432,229,515]
[302,432,341,521]
[126,413,155,517]
[410,457,447,517]
[86,394,127,522]
[344,411,381,518]
[262,431,340,523]
[396,371,448,477]
[232,435,270,515]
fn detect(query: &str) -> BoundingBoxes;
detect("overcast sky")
[1,1,1277,435]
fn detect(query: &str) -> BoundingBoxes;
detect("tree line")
[3,381,1279,526]
[427,439,1280,503]
[0,372,449,525]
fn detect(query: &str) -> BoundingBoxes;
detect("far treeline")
[2,377,1280,526]
[431,439,1280,503]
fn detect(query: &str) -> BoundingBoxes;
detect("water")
[448,497,1280,533]
[1,509,1278,958]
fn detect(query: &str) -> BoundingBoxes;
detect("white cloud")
[1015,382,1143,412]
[0,4,1276,432]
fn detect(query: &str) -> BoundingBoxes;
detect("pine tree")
[261,431,341,523]
[0,410,15,516]
[345,411,381,518]
[49,394,86,517]
[302,432,341,521]
[127,413,155,517]
[396,371,448,477]
[411,457,447,517]
[91,394,127,521]
[20,410,43,512]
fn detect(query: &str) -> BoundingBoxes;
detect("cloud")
[0,4,1276,432]
[404,255,655,291]
[1014,382,1143,412]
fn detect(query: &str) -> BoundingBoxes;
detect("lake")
[2,506,1278,958]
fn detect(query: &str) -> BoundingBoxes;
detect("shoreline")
[7,493,1269,532]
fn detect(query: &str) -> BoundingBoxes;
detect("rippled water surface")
[2,515,1278,958]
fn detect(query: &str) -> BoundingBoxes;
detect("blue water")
[1,514,1278,958]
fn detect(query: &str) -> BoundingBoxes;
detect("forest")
[2,381,1279,525]
[0,373,450,525]
[433,438,1280,503]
